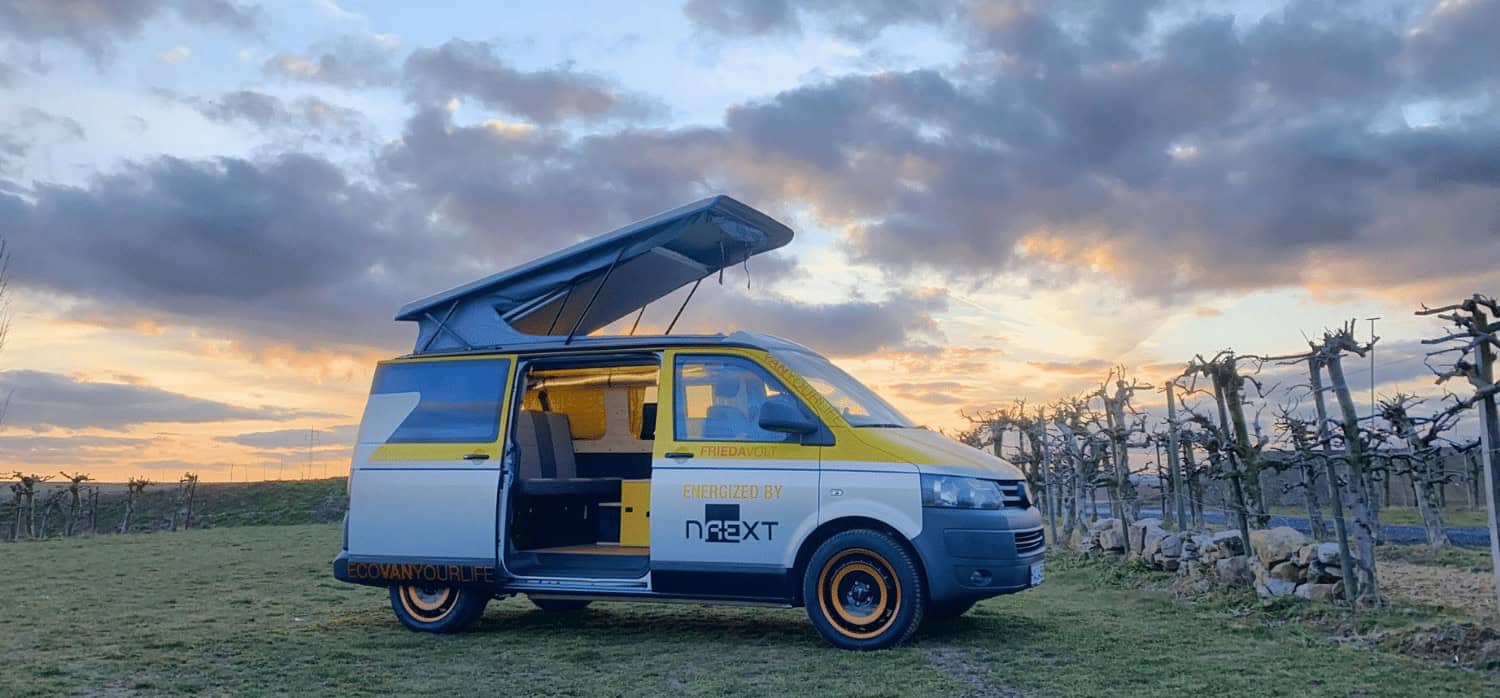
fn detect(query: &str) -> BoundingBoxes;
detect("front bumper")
[910,505,1046,603]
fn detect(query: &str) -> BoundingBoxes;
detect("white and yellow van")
[335,196,1044,650]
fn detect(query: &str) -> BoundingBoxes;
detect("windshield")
[773,350,915,428]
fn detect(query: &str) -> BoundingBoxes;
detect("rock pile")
[1073,518,1347,602]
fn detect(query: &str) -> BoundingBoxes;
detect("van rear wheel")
[389,584,487,633]
[529,597,592,612]
[803,529,924,650]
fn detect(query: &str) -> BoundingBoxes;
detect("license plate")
[1029,561,1045,587]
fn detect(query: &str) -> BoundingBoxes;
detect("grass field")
[4,525,1496,696]
[1268,505,1491,529]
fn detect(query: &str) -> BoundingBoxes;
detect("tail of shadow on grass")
[320,599,1052,651]
[916,611,1049,646]
[475,604,815,643]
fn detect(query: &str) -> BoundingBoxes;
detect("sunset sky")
[2,0,1497,482]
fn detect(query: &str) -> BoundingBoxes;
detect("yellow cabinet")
[620,479,650,547]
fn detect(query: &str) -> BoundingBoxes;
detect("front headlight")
[920,474,1003,509]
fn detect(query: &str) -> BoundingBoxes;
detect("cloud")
[0,0,262,64]
[1406,0,1500,95]
[403,39,659,124]
[0,133,26,175]
[11,0,1500,368]
[262,33,401,88]
[0,370,336,431]
[683,0,957,41]
[675,287,949,357]
[157,45,190,63]
[215,424,358,450]
[884,380,967,405]
[0,434,154,465]
[15,107,86,141]
[1026,359,1114,376]
[189,90,370,144]
[654,1,1500,302]
[2,152,444,351]
[1,107,86,174]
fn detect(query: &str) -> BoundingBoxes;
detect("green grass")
[1269,505,1491,528]
[1378,542,1494,573]
[4,526,1495,696]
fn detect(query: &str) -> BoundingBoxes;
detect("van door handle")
[463,453,491,461]
[664,452,693,460]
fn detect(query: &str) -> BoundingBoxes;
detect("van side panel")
[347,460,501,560]
[650,349,824,578]
[345,356,514,566]
[816,462,922,540]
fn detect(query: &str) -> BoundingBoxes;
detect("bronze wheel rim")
[818,548,900,639]
[399,584,459,621]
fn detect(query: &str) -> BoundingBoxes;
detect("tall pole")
[1366,316,1385,507]
[1365,317,1380,413]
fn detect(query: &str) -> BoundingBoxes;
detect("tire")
[802,529,925,650]
[529,597,592,612]
[925,599,975,623]
[388,584,488,633]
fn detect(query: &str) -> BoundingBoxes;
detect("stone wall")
[1073,518,1347,602]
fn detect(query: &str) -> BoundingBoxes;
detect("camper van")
[335,196,1044,650]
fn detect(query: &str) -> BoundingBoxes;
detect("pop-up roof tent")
[396,195,795,354]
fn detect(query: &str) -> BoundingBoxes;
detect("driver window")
[674,356,795,443]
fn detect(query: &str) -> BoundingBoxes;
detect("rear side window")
[371,359,510,443]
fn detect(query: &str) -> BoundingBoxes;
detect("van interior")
[504,357,659,579]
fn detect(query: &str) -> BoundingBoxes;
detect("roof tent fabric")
[396,195,795,354]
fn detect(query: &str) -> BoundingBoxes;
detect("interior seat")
[703,376,751,439]
[513,410,620,498]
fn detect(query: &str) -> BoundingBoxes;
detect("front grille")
[998,481,1029,508]
[1013,528,1045,555]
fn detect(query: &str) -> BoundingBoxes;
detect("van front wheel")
[389,584,487,633]
[803,529,924,650]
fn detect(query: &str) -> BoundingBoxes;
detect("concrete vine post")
[1306,355,1360,602]
[1320,324,1381,605]
[7,477,21,541]
[36,489,66,540]
[1096,369,1147,524]
[177,472,200,530]
[1417,295,1500,609]
[1179,433,1206,528]
[1164,381,1188,529]
[1182,358,1256,558]
[88,486,99,535]
[121,477,151,534]
[10,472,52,540]
[1211,375,1254,560]
[60,472,92,537]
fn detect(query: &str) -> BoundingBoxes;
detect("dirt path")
[1379,560,1498,617]
[924,645,1027,698]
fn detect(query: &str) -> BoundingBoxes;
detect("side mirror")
[758,394,818,435]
